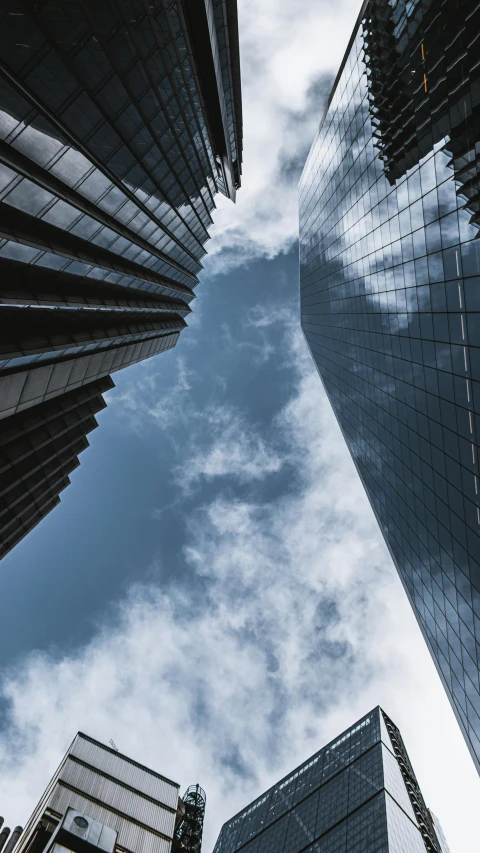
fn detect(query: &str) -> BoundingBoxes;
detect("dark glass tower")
[213,708,444,853]
[299,0,480,771]
[0,0,242,557]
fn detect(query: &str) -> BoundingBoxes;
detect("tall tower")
[299,0,480,771]
[5,732,205,853]
[0,0,242,558]
[213,708,445,853]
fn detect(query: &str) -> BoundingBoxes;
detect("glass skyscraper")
[0,0,242,558]
[299,0,480,771]
[213,707,444,853]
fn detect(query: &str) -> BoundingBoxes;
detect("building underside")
[0,0,242,557]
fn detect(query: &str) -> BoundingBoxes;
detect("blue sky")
[0,1,479,851]
[0,252,299,665]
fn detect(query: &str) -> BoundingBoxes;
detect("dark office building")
[213,707,444,853]
[299,0,480,771]
[7,731,205,853]
[0,0,242,557]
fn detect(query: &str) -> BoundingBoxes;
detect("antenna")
[109,739,118,752]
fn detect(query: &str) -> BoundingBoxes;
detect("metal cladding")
[0,827,23,853]
[3,829,23,853]
[213,708,443,853]
[0,0,242,558]
[14,733,191,853]
[0,828,11,853]
[52,808,117,853]
[299,0,480,772]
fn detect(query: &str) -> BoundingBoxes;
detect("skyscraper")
[213,707,444,853]
[0,0,242,557]
[299,0,480,770]
[429,813,451,853]
[5,731,205,853]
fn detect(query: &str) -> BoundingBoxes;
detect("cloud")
[0,318,477,853]
[108,355,193,433]
[176,404,283,490]
[203,0,362,275]
[0,3,478,847]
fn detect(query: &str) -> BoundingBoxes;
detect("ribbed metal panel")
[70,737,178,810]
[56,761,175,838]
[47,788,172,853]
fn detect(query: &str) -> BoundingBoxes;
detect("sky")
[0,0,479,851]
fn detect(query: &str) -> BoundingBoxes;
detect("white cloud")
[108,355,193,433]
[176,404,282,490]
[0,321,477,853]
[204,0,362,274]
[0,2,478,850]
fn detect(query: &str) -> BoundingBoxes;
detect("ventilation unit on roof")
[44,809,117,853]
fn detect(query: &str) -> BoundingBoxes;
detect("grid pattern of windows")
[299,0,480,772]
[0,0,242,558]
[385,794,427,853]
[213,708,435,853]
[344,793,388,853]
[0,376,113,557]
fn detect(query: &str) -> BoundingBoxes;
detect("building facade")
[6,732,205,853]
[429,813,451,853]
[0,0,242,557]
[213,707,444,853]
[299,0,480,771]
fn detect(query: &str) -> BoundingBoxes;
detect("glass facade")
[0,375,113,559]
[299,0,480,771]
[0,0,242,557]
[213,708,442,853]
